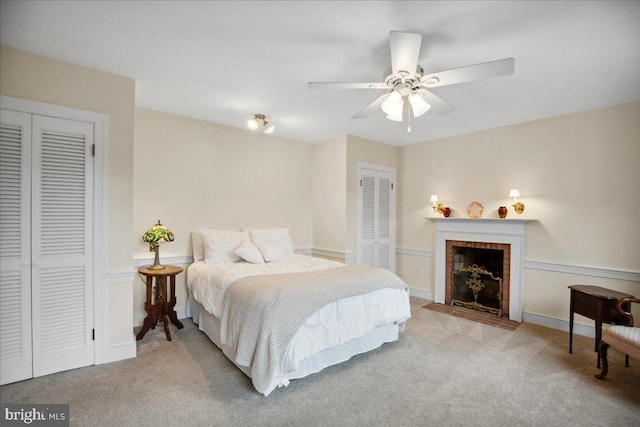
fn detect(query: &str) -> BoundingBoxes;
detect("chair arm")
[616,297,640,327]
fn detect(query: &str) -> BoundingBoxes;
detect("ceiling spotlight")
[247,116,260,130]
[247,114,275,134]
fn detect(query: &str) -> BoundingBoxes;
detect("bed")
[186,228,411,396]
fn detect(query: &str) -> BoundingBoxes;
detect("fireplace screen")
[445,241,510,318]
[452,264,503,316]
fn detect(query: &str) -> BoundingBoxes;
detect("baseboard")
[522,312,595,338]
[104,338,137,363]
[408,287,434,301]
[134,305,188,328]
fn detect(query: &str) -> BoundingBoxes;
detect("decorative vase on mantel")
[442,207,451,218]
[498,206,508,219]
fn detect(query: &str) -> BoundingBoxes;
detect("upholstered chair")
[595,297,640,379]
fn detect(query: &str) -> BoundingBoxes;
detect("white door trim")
[1,95,109,365]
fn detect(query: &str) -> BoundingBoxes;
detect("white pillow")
[202,230,249,264]
[248,228,294,258]
[191,230,207,262]
[257,244,287,262]
[235,241,265,265]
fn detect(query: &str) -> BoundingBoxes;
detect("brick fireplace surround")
[433,218,532,322]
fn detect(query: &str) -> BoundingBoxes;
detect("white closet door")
[376,170,393,270]
[31,115,94,377]
[0,110,33,385]
[359,173,376,267]
[356,163,396,272]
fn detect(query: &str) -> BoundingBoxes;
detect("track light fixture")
[247,114,275,134]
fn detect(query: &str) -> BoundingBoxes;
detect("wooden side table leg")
[569,290,574,353]
[156,276,172,341]
[137,302,159,340]
[137,276,157,340]
[163,314,172,341]
[596,319,603,368]
[167,274,184,329]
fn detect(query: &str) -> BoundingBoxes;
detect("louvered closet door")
[31,115,94,377]
[360,174,376,266]
[0,110,33,385]
[375,170,393,270]
[356,164,396,272]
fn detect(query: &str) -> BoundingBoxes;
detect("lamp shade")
[409,93,431,117]
[381,91,403,115]
[142,220,174,245]
[430,195,438,203]
[509,189,520,199]
[385,96,404,121]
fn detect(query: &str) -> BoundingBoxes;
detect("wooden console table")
[568,284,634,368]
[137,265,184,341]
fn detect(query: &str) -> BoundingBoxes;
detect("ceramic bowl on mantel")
[467,202,483,219]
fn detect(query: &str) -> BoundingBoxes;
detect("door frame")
[356,161,396,272]
[1,95,109,365]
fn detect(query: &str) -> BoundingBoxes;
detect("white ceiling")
[1,1,639,146]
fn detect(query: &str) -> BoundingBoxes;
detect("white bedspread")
[187,255,411,395]
[188,254,347,318]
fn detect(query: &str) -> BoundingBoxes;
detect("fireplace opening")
[445,241,511,318]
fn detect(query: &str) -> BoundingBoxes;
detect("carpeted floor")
[1,297,639,426]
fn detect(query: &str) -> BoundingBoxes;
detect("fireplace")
[446,240,511,317]
[433,218,532,322]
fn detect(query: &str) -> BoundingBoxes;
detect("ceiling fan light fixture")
[386,101,404,121]
[381,91,403,115]
[264,125,275,134]
[409,92,431,117]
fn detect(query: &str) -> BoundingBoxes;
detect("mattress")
[186,255,411,395]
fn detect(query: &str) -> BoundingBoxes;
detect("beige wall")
[312,136,347,253]
[133,108,313,320]
[397,101,640,322]
[0,46,135,350]
[310,134,399,259]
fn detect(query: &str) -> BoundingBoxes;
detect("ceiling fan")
[309,31,514,131]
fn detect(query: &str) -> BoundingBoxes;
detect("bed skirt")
[186,294,401,395]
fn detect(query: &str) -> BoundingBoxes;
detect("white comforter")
[187,255,411,394]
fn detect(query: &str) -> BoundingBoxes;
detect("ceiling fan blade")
[351,94,388,119]
[389,31,422,76]
[419,90,457,117]
[417,58,515,88]
[308,82,389,90]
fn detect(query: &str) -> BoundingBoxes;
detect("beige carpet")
[1,297,639,426]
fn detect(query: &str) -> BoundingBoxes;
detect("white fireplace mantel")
[430,218,536,322]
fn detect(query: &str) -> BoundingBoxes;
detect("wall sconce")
[247,114,275,134]
[430,195,444,214]
[509,189,525,214]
